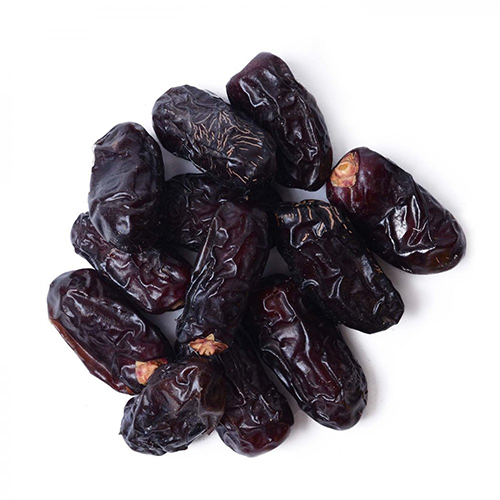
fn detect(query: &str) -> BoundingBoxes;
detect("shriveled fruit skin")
[47,269,174,394]
[152,85,277,191]
[88,122,165,253]
[275,200,404,333]
[242,275,367,430]
[176,201,270,353]
[227,52,332,191]
[120,356,225,455]
[326,147,466,274]
[216,331,293,457]
[163,173,282,251]
[71,213,191,314]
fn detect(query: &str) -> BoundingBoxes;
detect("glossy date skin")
[242,275,367,430]
[152,85,277,191]
[327,147,466,274]
[163,173,282,251]
[88,122,165,253]
[275,200,404,333]
[71,213,191,314]
[47,269,174,394]
[227,52,332,191]
[120,356,225,455]
[176,201,270,354]
[216,331,293,457]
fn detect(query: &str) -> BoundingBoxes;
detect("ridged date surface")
[120,356,225,455]
[176,201,270,351]
[227,52,332,191]
[242,275,367,430]
[216,331,293,456]
[88,122,165,253]
[152,85,277,191]
[327,147,466,274]
[275,200,404,333]
[47,269,174,394]
[163,173,282,251]
[71,213,191,314]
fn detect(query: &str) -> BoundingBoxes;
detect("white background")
[1,1,499,499]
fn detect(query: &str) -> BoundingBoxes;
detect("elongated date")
[275,200,404,333]
[327,147,466,274]
[216,331,293,457]
[47,269,174,394]
[120,356,225,455]
[163,173,282,251]
[71,213,191,314]
[242,275,367,430]
[152,85,277,191]
[176,201,270,355]
[88,122,165,252]
[227,52,332,191]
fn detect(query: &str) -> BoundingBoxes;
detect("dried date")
[275,200,404,333]
[227,52,332,191]
[47,269,174,394]
[152,85,277,191]
[327,147,466,274]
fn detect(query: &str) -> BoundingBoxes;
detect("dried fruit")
[327,147,466,274]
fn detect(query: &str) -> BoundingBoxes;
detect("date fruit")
[176,201,271,354]
[327,147,466,274]
[88,122,165,253]
[120,356,225,455]
[216,331,293,457]
[152,85,277,191]
[163,173,282,251]
[242,275,367,430]
[227,52,332,191]
[47,269,174,394]
[275,200,404,333]
[71,212,191,314]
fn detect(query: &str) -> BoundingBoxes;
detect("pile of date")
[47,53,466,457]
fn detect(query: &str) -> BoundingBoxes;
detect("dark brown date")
[327,147,466,274]
[275,200,404,333]
[47,269,174,394]
[176,201,271,355]
[216,331,293,457]
[71,213,191,314]
[163,173,282,251]
[88,122,165,253]
[120,356,225,455]
[152,85,277,191]
[227,52,332,191]
[242,275,367,430]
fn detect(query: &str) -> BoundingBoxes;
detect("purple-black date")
[71,213,191,314]
[227,52,332,191]
[88,122,165,253]
[47,269,174,394]
[152,85,277,191]
[120,356,225,455]
[275,200,404,333]
[327,147,466,274]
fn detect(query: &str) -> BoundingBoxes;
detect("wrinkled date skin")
[327,147,466,274]
[47,269,174,394]
[176,201,271,355]
[242,275,367,430]
[216,331,293,457]
[88,122,165,253]
[163,173,282,251]
[120,356,225,455]
[275,200,404,333]
[152,85,277,191]
[71,213,191,314]
[227,52,333,191]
